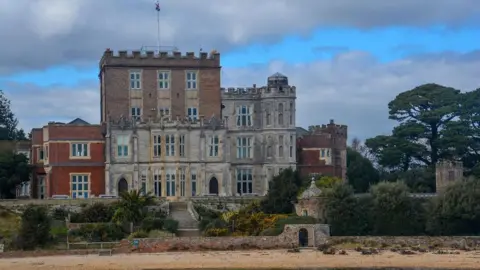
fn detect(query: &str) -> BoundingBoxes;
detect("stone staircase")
[168,201,201,237]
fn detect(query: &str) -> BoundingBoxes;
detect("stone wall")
[328,236,480,248]
[116,224,330,253]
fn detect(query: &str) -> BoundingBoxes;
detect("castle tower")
[435,160,464,193]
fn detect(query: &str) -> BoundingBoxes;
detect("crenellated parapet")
[107,115,227,131]
[100,48,221,68]
[220,85,296,99]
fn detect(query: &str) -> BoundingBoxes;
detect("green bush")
[51,208,69,221]
[163,218,179,234]
[80,203,115,223]
[141,217,164,232]
[75,223,125,242]
[19,205,51,250]
[128,230,149,239]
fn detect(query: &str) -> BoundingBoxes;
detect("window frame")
[129,70,142,90]
[209,135,219,157]
[153,135,162,157]
[70,173,90,199]
[117,135,130,157]
[236,137,252,159]
[165,134,175,157]
[186,71,198,90]
[70,142,89,159]
[236,168,253,195]
[157,70,171,90]
[187,107,198,121]
[236,105,253,127]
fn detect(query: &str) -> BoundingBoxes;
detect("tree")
[0,90,19,140]
[19,205,51,250]
[0,151,31,198]
[387,84,461,168]
[261,168,303,214]
[347,147,379,193]
[112,190,155,224]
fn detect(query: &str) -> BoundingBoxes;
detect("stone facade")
[103,68,297,199]
[435,160,464,193]
[118,224,330,252]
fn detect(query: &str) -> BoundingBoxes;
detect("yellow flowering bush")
[204,227,229,237]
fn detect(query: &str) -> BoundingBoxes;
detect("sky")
[0,0,479,141]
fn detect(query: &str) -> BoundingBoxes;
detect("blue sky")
[1,0,479,140]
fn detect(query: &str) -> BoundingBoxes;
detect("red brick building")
[296,119,348,181]
[30,118,105,199]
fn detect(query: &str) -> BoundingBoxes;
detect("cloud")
[1,0,479,73]
[3,50,479,140]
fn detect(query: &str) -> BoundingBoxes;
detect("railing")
[187,201,199,221]
[67,241,119,250]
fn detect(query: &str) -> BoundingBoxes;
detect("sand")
[0,249,479,270]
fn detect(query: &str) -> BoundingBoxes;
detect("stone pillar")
[161,169,166,197]
[132,135,139,190]
[105,165,111,195]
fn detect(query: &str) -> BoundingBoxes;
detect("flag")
[155,2,160,11]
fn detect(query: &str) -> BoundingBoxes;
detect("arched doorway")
[298,228,308,247]
[118,178,128,195]
[209,177,219,195]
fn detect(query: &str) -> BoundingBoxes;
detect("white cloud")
[0,0,479,73]
[4,50,479,140]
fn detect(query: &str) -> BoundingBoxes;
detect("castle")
[24,49,347,200]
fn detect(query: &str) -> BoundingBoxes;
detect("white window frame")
[38,175,45,199]
[129,71,142,90]
[179,135,185,157]
[290,135,294,158]
[71,143,88,157]
[71,174,89,199]
[153,135,161,157]
[131,107,141,121]
[157,70,170,89]
[117,135,129,157]
[236,168,253,195]
[209,135,219,157]
[236,105,253,127]
[153,169,162,197]
[278,135,284,157]
[187,107,198,121]
[191,168,197,196]
[166,168,176,196]
[186,71,198,90]
[38,148,44,161]
[165,134,175,157]
[180,168,186,197]
[236,137,252,159]
[159,107,170,117]
[141,171,147,195]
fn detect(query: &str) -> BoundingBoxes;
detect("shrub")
[51,208,69,221]
[163,218,179,234]
[18,205,51,250]
[148,229,173,238]
[50,226,68,243]
[204,228,229,237]
[80,203,115,223]
[141,217,164,232]
[128,230,149,239]
[76,223,124,242]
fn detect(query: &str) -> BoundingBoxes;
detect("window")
[131,107,141,121]
[158,71,170,89]
[38,175,45,199]
[267,146,272,158]
[153,135,161,157]
[130,71,141,89]
[141,171,147,195]
[153,169,162,197]
[186,71,198,89]
[187,107,198,121]
[44,145,49,160]
[448,170,455,181]
[71,174,89,199]
[321,149,325,157]
[71,143,88,157]
[159,107,170,116]
[166,169,176,196]
[209,135,219,157]
[236,168,253,195]
[38,148,44,161]
[289,102,294,125]
[278,103,284,125]
[290,135,294,158]
[165,135,175,156]
[236,105,252,127]
[266,110,271,125]
[236,137,252,159]
[191,168,197,196]
[279,135,284,157]
[327,149,330,157]
[180,168,186,197]
[117,135,129,157]
[179,135,185,157]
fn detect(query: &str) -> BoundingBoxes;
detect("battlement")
[308,119,348,138]
[100,48,221,68]
[221,85,296,99]
[436,160,463,169]
[107,115,226,130]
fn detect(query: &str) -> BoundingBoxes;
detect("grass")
[0,207,21,239]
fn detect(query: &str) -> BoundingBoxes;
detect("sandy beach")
[0,249,479,270]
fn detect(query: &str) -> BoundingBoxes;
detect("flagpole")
[156,1,160,52]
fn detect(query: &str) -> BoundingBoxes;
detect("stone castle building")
[101,49,296,199]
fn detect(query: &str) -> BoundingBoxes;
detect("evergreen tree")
[260,168,303,214]
[0,90,19,140]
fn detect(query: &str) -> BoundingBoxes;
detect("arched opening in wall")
[298,228,308,247]
[209,177,219,195]
[118,178,128,195]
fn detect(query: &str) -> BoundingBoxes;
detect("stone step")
[176,229,201,237]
